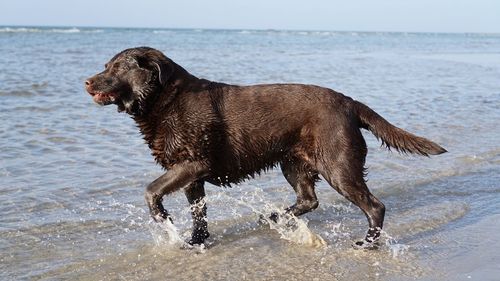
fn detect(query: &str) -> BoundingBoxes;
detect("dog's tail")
[353,100,447,156]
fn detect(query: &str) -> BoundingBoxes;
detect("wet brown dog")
[85,47,446,248]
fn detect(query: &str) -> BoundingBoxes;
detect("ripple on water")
[46,136,78,144]
[386,201,469,239]
[10,105,59,112]
[0,90,35,97]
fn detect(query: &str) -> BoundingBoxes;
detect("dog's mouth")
[89,91,119,105]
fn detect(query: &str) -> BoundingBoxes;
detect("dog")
[85,47,446,248]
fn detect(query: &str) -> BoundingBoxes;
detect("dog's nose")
[85,79,95,95]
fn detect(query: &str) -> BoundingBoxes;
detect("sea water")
[1,26,499,280]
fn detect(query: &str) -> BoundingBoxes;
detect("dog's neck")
[131,64,221,159]
[130,62,198,115]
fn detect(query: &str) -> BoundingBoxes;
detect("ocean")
[0,26,499,280]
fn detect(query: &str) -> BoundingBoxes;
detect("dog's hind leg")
[184,180,210,245]
[320,154,385,248]
[279,159,319,218]
[338,176,385,248]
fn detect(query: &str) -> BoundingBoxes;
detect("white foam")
[263,212,326,247]
[152,30,174,34]
[148,219,186,248]
[49,27,80,33]
[382,230,410,258]
[212,189,326,247]
[0,27,40,33]
[0,27,89,33]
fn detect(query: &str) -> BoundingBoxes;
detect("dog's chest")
[141,116,209,169]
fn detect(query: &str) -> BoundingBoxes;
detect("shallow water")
[1,26,499,280]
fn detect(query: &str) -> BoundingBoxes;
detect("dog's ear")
[137,53,174,86]
[153,60,172,86]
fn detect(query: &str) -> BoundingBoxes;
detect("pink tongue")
[93,92,116,103]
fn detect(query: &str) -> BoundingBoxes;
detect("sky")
[0,0,499,33]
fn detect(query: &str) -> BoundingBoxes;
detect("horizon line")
[1,24,499,36]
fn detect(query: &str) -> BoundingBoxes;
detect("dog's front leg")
[145,162,207,223]
[184,180,209,245]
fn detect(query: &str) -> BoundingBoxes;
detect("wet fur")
[85,47,446,247]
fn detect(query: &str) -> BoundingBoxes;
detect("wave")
[152,30,175,34]
[0,27,104,34]
[0,27,40,33]
[50,27,81,33]
[236,29,339,37]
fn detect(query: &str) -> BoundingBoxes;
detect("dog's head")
[85,47,173,115]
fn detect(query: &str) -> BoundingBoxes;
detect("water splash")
[382,230,410,258]
[262,211,326,247]
[147,219,185,248]
[212,188,326,247]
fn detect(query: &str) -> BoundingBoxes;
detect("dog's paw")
[258,212,299,231]
[180,241,206,252]
[152,212,173,224]
[258,212,280,224]
[352,239,380,250]
[187,230,210,246]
